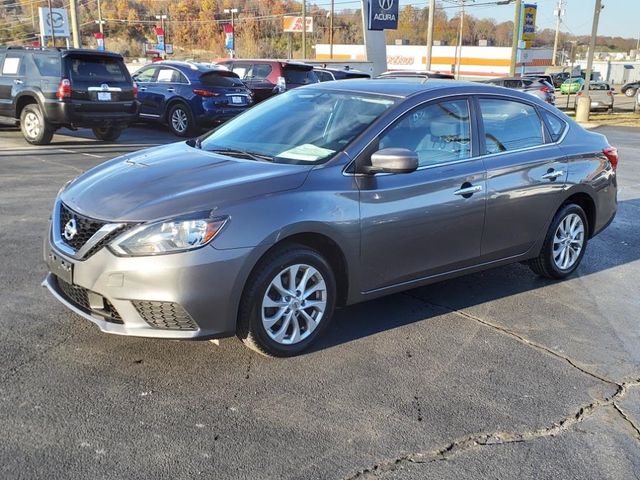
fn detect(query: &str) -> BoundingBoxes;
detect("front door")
[133,66,160,117]
[358,98,487,292]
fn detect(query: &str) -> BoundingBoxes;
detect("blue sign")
[225,32,233,50]
[368,0,398,31]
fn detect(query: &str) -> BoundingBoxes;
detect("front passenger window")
[379,99,472,167]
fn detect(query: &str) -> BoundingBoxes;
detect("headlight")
[110,212,228,256]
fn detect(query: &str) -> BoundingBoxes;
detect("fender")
[13,89,47,118]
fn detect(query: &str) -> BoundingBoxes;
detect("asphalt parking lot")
[1,124,639,479]
[557,91,637,112]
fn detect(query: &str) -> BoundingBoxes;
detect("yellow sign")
[522,4,537,49]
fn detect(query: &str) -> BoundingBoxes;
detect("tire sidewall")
[240,248,337,357]
[167,103,193,137]
[545,204,588,278]
[20,104,50,145]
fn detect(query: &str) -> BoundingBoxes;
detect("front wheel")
[92,126,122,141]
[529,204,588,279]
[237,246,337,357]
[624,88,637,97]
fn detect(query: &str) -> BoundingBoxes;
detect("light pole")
[509,0,522,76]
[552,0,565,66]
[577,0,603,123]
[454,0,473,80]
[329,0,334,60]
[302,0,307,59]
[425,0,436,71]
[224,8,238,58]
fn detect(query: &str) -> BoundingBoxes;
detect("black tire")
[92,126,122,142]
[529,203,589,279]
[237,245,337,357]
[20,103,54,145]
[624,88,636,98]
[167,103,195,137]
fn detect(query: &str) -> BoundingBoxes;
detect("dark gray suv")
[43,80,618,357]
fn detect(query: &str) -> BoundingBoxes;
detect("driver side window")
[379,99,472,167]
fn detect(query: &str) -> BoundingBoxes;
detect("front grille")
[59,203,129,258]
[132,301,198,331]
[55,276,123,324]
[59,203,106,252]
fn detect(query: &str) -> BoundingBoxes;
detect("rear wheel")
[167,103,195,137]
[20,104,54,145]
[237,246,336,357]
[624,88,637,97]
[92,126,122,141]
[529,204,588,279]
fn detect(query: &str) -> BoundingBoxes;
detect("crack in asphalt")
[343,381,640,479]
[613,400,640,439]
[403,292,619,387]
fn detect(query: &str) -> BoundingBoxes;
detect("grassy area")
[567,111,640,128]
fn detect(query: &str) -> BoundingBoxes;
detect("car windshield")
[199,89,398,165]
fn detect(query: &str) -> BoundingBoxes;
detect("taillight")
[540,86,552,93]
[603,146,618,171]
[57,78,71,100]
[132,82,138,98]
[193,88,219,97]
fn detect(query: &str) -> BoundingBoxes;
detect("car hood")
[60,142,311,222]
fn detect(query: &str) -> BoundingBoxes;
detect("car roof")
[304,78,548,103]
[0,46,123,59]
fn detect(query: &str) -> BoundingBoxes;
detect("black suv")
[0,47,139,144]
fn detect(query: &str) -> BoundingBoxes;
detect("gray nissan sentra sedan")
[43,79,618,357]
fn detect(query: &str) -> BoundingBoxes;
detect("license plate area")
[97,91,112,101]
[47,251,73,284]
[230,96,243,104]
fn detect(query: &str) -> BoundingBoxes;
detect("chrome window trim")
[342,93,476,177]
[342,91,570,177]
[155,66,191,85]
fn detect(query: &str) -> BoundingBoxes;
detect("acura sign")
[368,0,399,31]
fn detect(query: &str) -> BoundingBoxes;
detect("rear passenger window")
[251,64,272,80]
[503,80,522,88]
[479,99,544,154]
[540,110,567,142]
[379,99,472,167]
[2,56,22,75]
[33,55,61,76]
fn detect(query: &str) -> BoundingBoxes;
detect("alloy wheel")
[261,264,327,345]
[552,213,585,270]
[24,112,41,139]
[171,108,188,133]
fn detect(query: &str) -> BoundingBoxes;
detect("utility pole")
[69,0,81,48]
[576,0,603,123]
[509,0,522,76]
[455,2,465,80]
[224,8,238,58]
[552,0,565,66]
[96,0,104,35]
[329,0,334,59]
[302,0,307,60]
[425,0,436,71]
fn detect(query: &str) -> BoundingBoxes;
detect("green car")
[560,77,585,94]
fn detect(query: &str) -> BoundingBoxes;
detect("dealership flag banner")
[368,0,399,31]
[522,4,537,48]
[223,23,234,50]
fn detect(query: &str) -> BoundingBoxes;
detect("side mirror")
[365,148,419,174]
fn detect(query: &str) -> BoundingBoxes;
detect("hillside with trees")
[1,0,637,60]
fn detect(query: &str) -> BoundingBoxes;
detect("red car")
[214,59,319,103]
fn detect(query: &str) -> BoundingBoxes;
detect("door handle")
[167,88,175,92]
[454,185,483,196]
[541,170,564,181]
[138,87,147,91]
[13,79,23,85]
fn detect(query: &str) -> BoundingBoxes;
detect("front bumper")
[43,233,259,339]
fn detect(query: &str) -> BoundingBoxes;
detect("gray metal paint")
[44,81,618,339]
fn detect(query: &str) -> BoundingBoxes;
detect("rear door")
[0,52,25,117]
[477,97,567,262]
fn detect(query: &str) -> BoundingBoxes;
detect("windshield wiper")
[207,148,274,162]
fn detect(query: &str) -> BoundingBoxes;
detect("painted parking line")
[57,148,105,159]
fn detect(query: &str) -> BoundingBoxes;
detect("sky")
[322,0,640,39]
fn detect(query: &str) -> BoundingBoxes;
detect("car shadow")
[309,198,640,354]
